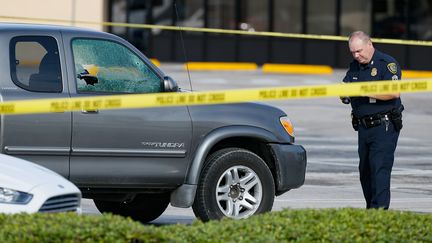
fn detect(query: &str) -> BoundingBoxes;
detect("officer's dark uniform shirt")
[343,49,402,118]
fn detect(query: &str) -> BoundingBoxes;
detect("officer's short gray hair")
[349,31,371,44]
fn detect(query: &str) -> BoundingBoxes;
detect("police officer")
[342,31,404,209]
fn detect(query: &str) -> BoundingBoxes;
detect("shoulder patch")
[387,63,398,74]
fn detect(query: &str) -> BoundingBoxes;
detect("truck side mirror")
[163,76,179,92]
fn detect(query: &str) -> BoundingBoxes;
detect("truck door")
[2,34,71,177]
[64,37,192,187]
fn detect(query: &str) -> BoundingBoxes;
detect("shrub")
[0,208,431,242]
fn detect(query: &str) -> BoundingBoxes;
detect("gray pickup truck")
[0,23,306,222]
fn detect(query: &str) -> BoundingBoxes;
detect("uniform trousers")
[357,121,399,209]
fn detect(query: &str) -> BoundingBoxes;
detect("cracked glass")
[72,39,161,94]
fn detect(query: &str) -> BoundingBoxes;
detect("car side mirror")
[163,76,179,92]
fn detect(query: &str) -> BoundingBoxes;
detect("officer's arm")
[340,70,353,104]
[369,93,400,100]
[369,62,401,100]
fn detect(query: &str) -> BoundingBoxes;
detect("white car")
[0,154,81,213]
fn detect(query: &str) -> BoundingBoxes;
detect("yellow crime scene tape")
[0,80,430,115]
[0,16,431,115]
[2,15,432,47]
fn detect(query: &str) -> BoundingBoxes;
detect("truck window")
[9,36,62,92]
[72,39,162,94]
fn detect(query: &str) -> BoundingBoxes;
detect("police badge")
[371,67,377,76]
[387,63,397,74]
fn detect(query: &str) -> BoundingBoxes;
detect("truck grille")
[38,194,81,213]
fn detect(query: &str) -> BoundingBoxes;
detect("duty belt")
[359,112,391,129]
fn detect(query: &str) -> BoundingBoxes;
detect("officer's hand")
[340,96,351,104]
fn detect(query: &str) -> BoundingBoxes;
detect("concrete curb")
[150,58,161,67]
[263,64,333,75]
[402,70,432,79]
[185,62,258,71]
[151,59,432,78]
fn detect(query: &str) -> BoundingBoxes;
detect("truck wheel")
[94,193,169,223]
[192,148,275,221]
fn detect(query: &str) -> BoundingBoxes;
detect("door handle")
[81,109,99,114]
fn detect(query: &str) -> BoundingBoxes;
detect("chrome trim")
[4,146,70,155]
[71,148,186,157]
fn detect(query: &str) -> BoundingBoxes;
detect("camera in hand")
[341,79,351,104]
[341,96,351,104]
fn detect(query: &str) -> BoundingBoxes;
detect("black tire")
[94,193,169,223]
[192,148,275,221]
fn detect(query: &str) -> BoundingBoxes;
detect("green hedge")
[1,208,431,242]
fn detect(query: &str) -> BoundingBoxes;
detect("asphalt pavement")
[83,64,432,224]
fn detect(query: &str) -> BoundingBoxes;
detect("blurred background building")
[1,0,431,69]
[0,0,106,30]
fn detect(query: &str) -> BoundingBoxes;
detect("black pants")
[358,121,400,209]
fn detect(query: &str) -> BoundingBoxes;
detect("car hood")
[0,154,68,193]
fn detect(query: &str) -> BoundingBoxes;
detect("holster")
[351,111,359,131]
[390,105,404,132]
